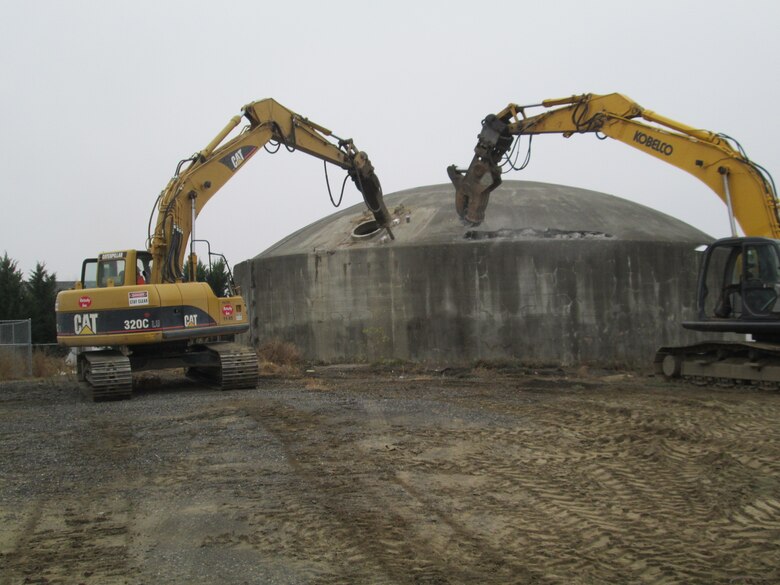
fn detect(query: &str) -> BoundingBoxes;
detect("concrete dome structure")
[235,181,715,367]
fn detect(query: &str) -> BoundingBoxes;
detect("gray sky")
[2,0,779,280]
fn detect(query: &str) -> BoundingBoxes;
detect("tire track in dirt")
[3,371,780,584]
[236,398,555,584]
[1,415,136,585]
[396,426,681,583]
[1,504,131,585]
[382,381,780,584]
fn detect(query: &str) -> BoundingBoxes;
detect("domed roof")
[257,180,713,258]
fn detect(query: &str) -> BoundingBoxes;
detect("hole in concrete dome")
[351,220,382,240]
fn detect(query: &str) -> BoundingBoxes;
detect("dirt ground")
[1,365,779,585]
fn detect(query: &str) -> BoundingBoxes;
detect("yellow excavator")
[448,92,780,386]
[56,99,391,400]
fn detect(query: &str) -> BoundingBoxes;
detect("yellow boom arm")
[448,93,779,237]
[150,98,391,283]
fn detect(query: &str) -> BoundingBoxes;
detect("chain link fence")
[0,319,32,379]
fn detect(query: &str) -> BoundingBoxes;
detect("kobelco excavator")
[448,92,780,387]
[56,99,391,400]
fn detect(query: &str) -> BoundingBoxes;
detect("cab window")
[136,253,152,285]
[747,244,780,284]
[81,259,98,289]
[98,259,126,287]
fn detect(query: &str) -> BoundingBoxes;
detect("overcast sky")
[2,0,779,280]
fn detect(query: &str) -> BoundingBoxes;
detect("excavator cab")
[686,237,780,339]
[77,250,152,288]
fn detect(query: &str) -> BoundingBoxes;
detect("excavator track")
[78,351,133,401]
[655,341,780,389]
[189,343,258,390]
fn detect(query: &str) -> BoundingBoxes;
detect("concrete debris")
[464,227,614,241]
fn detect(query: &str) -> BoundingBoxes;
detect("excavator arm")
[448,93,779,237]
[150,98,392,283]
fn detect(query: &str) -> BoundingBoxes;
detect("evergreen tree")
[24,262,58,343]
[205,259,231,297]
[0,253,25,320]
[182,259,208,282]
[179,258,232,296]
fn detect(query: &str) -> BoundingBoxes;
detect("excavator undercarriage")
[76,341,258,401]
[655,340,780,388]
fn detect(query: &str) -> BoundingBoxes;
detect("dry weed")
[0,351,26,381]
[0,349,67,381]
[257,339,301,366]
[303,377,329,391]
[258,361,300,377]
[32,350,65,378]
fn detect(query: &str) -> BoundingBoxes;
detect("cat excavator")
[448,92,780,386]
[56,98,391,400]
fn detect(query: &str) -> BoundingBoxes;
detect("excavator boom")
[151,98,391,283]
[449,93,779,237]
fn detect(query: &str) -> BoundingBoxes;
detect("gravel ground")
[1,366,780,584]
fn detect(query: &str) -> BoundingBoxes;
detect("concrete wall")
[235,238,711,368]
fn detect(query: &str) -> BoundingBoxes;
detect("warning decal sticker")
[129,291,150,306]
